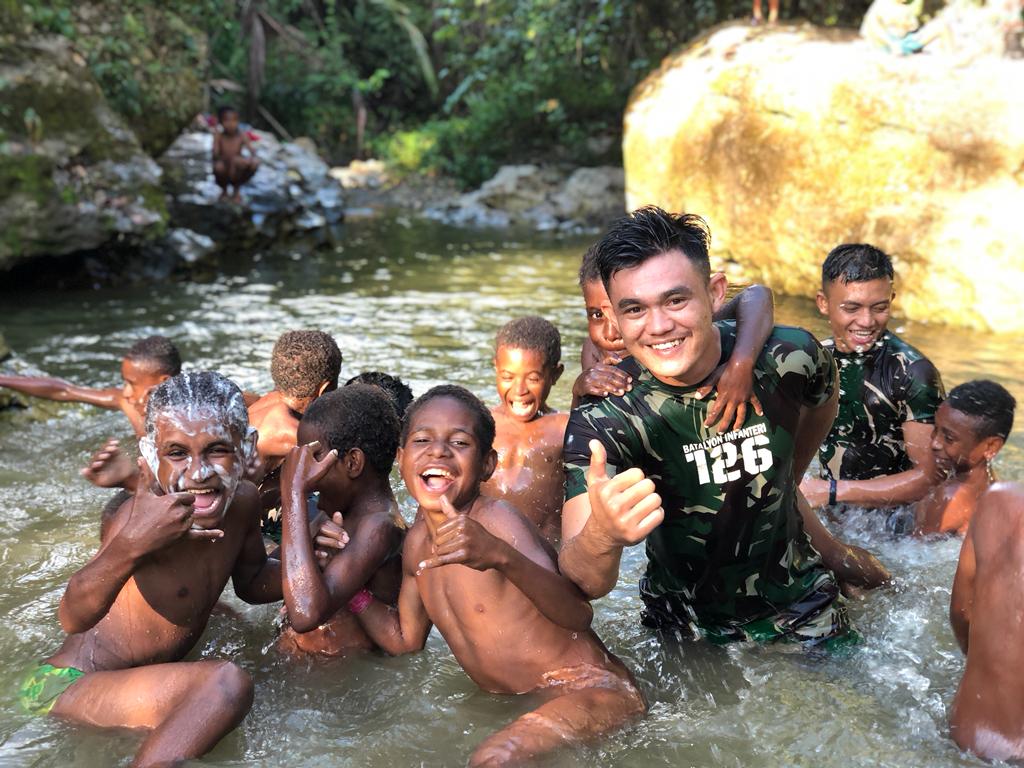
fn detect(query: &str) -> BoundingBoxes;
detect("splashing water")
[0,215,1020,767]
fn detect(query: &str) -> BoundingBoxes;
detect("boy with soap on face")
[20,372,282,768]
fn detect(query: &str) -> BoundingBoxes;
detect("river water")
[1,214,1022,767]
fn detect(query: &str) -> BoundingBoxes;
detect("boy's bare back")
[484,407,568,543]
[949,483,1024,761]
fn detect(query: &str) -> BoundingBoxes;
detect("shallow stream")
[1,215,1022,767]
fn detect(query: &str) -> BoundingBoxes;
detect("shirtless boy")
[0,335,181,437]
[213,105,259,203]
[353,385,645,766]
[575,244,776,433]
[915,380,1015,535]
[949,482,1024,761]
[483,316,569,543]
[20,371,282,768]
[278,384,406,656]
[248,330,341,536]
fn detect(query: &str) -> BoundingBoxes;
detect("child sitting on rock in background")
[213,105,260,203]
[915,379,1016,535]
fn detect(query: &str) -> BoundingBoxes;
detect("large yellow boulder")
[624,23,1024,333]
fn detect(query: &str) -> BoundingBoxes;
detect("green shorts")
[19,663,85,715]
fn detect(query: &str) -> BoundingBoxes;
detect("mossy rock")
[0,36,165,269]
[71,3,207,156]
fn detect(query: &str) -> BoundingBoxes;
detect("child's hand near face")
[281,441,338,497]
[417,496,507,574]
[120,460,223,558]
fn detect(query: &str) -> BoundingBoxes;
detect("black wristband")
[828,478,838,506]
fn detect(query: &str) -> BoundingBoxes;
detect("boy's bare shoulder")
[973,483,1024,542]
[539,410,569,437]
[472,495,533,534]
[226,480,261,525]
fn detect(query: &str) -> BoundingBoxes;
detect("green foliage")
[16,0,876,184]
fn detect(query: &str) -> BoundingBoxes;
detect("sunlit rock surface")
[624,23,1024,333]
[0,37,165,270]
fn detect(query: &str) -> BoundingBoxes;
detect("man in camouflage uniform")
[559,208,889,643]
[800,244,944,511]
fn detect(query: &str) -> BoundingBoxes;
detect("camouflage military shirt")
[564,322,848,643]
[818,331,944,481]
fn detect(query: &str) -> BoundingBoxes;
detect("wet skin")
[43,414,280,768]
[483,345,568,543]
[248,385,332,509]
[0,355,169,438]
[949,483,1024,762]
[355,396,644,766]
[815,277,893,354]
[915,403,1004,535]
[277,421,404,656]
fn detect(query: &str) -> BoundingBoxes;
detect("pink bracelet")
[347,588,373,615]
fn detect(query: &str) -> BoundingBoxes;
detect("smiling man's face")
[606,250,727,387]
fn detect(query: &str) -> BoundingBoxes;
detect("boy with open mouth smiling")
[22,372,284,768]
[349,384,645,766]
[483,316,570,544]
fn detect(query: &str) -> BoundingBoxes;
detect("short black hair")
[822,244,894,288]
[593,206,711,290]
[495,316,562,370]
[345,371,414,418]
[578,243,601,286]
[217,105,238,121]
[947,380,1016,441]
[270,330,342,399]
[125,336,181,376]
[401,385,495,457]
[301,384,400,475]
